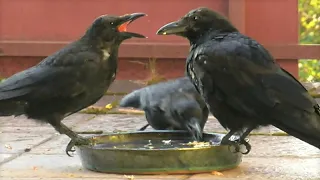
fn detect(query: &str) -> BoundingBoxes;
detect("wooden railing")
[0,0,319,79]
[0,41,319,60]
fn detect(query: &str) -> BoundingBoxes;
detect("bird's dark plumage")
[157,7,320,153]
[119,77,209,141]
[0,13,146,155]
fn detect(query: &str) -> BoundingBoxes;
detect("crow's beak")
[118,13,147,38]
[156,19,187,35]
[186,118,203,141]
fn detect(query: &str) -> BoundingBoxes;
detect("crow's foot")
[221,138,251,155]
[66,136,91,157]
[49,122,96,157]
[239,138,251,154]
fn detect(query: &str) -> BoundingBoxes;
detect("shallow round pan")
[75,130,242,174]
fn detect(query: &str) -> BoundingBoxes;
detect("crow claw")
[222,138,251,155]
[65,137,91,157]
[239,139,251,154]
[66,140,76,157]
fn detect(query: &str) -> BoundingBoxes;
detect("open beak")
[187,118,203,141]
[118,13,146,38]
[156,19,187,35]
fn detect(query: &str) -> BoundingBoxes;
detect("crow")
[0,13,146,156]
[157,7,320,154]
[119,77,209,141]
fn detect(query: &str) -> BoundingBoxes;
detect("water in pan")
[93,138,220,150]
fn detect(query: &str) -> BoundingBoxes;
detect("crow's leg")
[58,123,92,156]
[138,124,149,131]
[221,129,237,144]
[221,129,242,153]
[48,117,91,157]
[221,126,255,155]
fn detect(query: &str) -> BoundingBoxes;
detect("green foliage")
[299,0,320,82]
[299,59,320,82]
[299,0,320,44]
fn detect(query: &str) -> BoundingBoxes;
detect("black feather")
[157,7,320,150]
[0,13,146,142]
[119,90,141,108]
[120,77,209,140]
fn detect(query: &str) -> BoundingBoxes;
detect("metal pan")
[75,130,242,174]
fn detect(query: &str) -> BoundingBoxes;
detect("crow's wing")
[0,50,99,101]
[143,105,169,130]
[119,77,194,109]
[189,33,320,146]
[139,77,197,108]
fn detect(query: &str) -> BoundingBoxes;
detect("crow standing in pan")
[157,7,320,154]
[0,13,146,156]
[119,77,209,141]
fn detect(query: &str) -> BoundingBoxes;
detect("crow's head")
[172,100,204,141]
[84,13,146,43]
[185,117,203,141]
[156,7,237,42]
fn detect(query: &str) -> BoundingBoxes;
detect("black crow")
[156,7,320,154]
[119,77,209,141]
[0,13,146,156]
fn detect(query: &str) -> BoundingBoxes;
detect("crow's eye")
[193,16,199,20]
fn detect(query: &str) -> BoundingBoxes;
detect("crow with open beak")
[0,13,146,156]
[119,77,209,141]
[156,7,320,154]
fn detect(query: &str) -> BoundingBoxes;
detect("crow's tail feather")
[274,110,320,149]
[119,90,141,108]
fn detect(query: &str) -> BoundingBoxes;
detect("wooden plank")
[1,41,319,59]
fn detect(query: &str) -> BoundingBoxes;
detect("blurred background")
[0,0,319,84]
[299,0,319,82]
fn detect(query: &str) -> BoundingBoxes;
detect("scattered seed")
[105,104,113,109]
[211,171,223,176]
[4,144,12,150]
[124,175,135,180]
[68,174,75,177]
[162,140,172,145]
